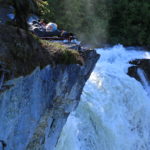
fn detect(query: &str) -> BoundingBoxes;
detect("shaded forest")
[1,0,150,47]
[38,0,150,47]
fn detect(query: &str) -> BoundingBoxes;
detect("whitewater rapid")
[56,45,150,150]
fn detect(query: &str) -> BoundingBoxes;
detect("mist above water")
[60,0,109,46]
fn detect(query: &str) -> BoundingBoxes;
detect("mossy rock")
[0,24,84,81]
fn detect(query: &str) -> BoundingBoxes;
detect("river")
[56,44,150,150]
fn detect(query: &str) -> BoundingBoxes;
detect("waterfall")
[137,68,150,96]
[56,45,150,150]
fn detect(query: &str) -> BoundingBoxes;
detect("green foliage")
[39,0,150,47]
[36,0,51,22]
[108,0,150,47]
[2,0,149,47]
[38,0,108,46]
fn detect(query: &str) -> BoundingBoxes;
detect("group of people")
[30,19,75,40]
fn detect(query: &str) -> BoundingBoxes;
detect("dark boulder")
[128,59,150,82]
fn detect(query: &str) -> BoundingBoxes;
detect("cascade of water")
[56,45,150,150]
[137,68,150,96]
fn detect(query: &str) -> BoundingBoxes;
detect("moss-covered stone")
[0,24,84,81]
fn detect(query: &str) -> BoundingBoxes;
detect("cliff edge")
[0,25,99,150]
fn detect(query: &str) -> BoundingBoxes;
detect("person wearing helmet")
[46,22,57,32]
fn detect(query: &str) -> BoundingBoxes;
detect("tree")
[12,0,37,29]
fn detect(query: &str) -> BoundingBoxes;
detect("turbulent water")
[137,68,150,96]
[56,45,150,150]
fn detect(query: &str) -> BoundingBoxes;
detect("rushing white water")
[137,68,150,96]
[56,45,150,150]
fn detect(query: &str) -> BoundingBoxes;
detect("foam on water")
[56,45,150,150]
[137,69,150,96]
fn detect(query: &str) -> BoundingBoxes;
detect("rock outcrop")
[0,50,99,150]
[128,59,150,82]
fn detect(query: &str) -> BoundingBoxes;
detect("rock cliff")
[0,49,99,150]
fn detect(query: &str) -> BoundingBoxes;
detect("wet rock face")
[0,50,99,150]
[128,59,150,82]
